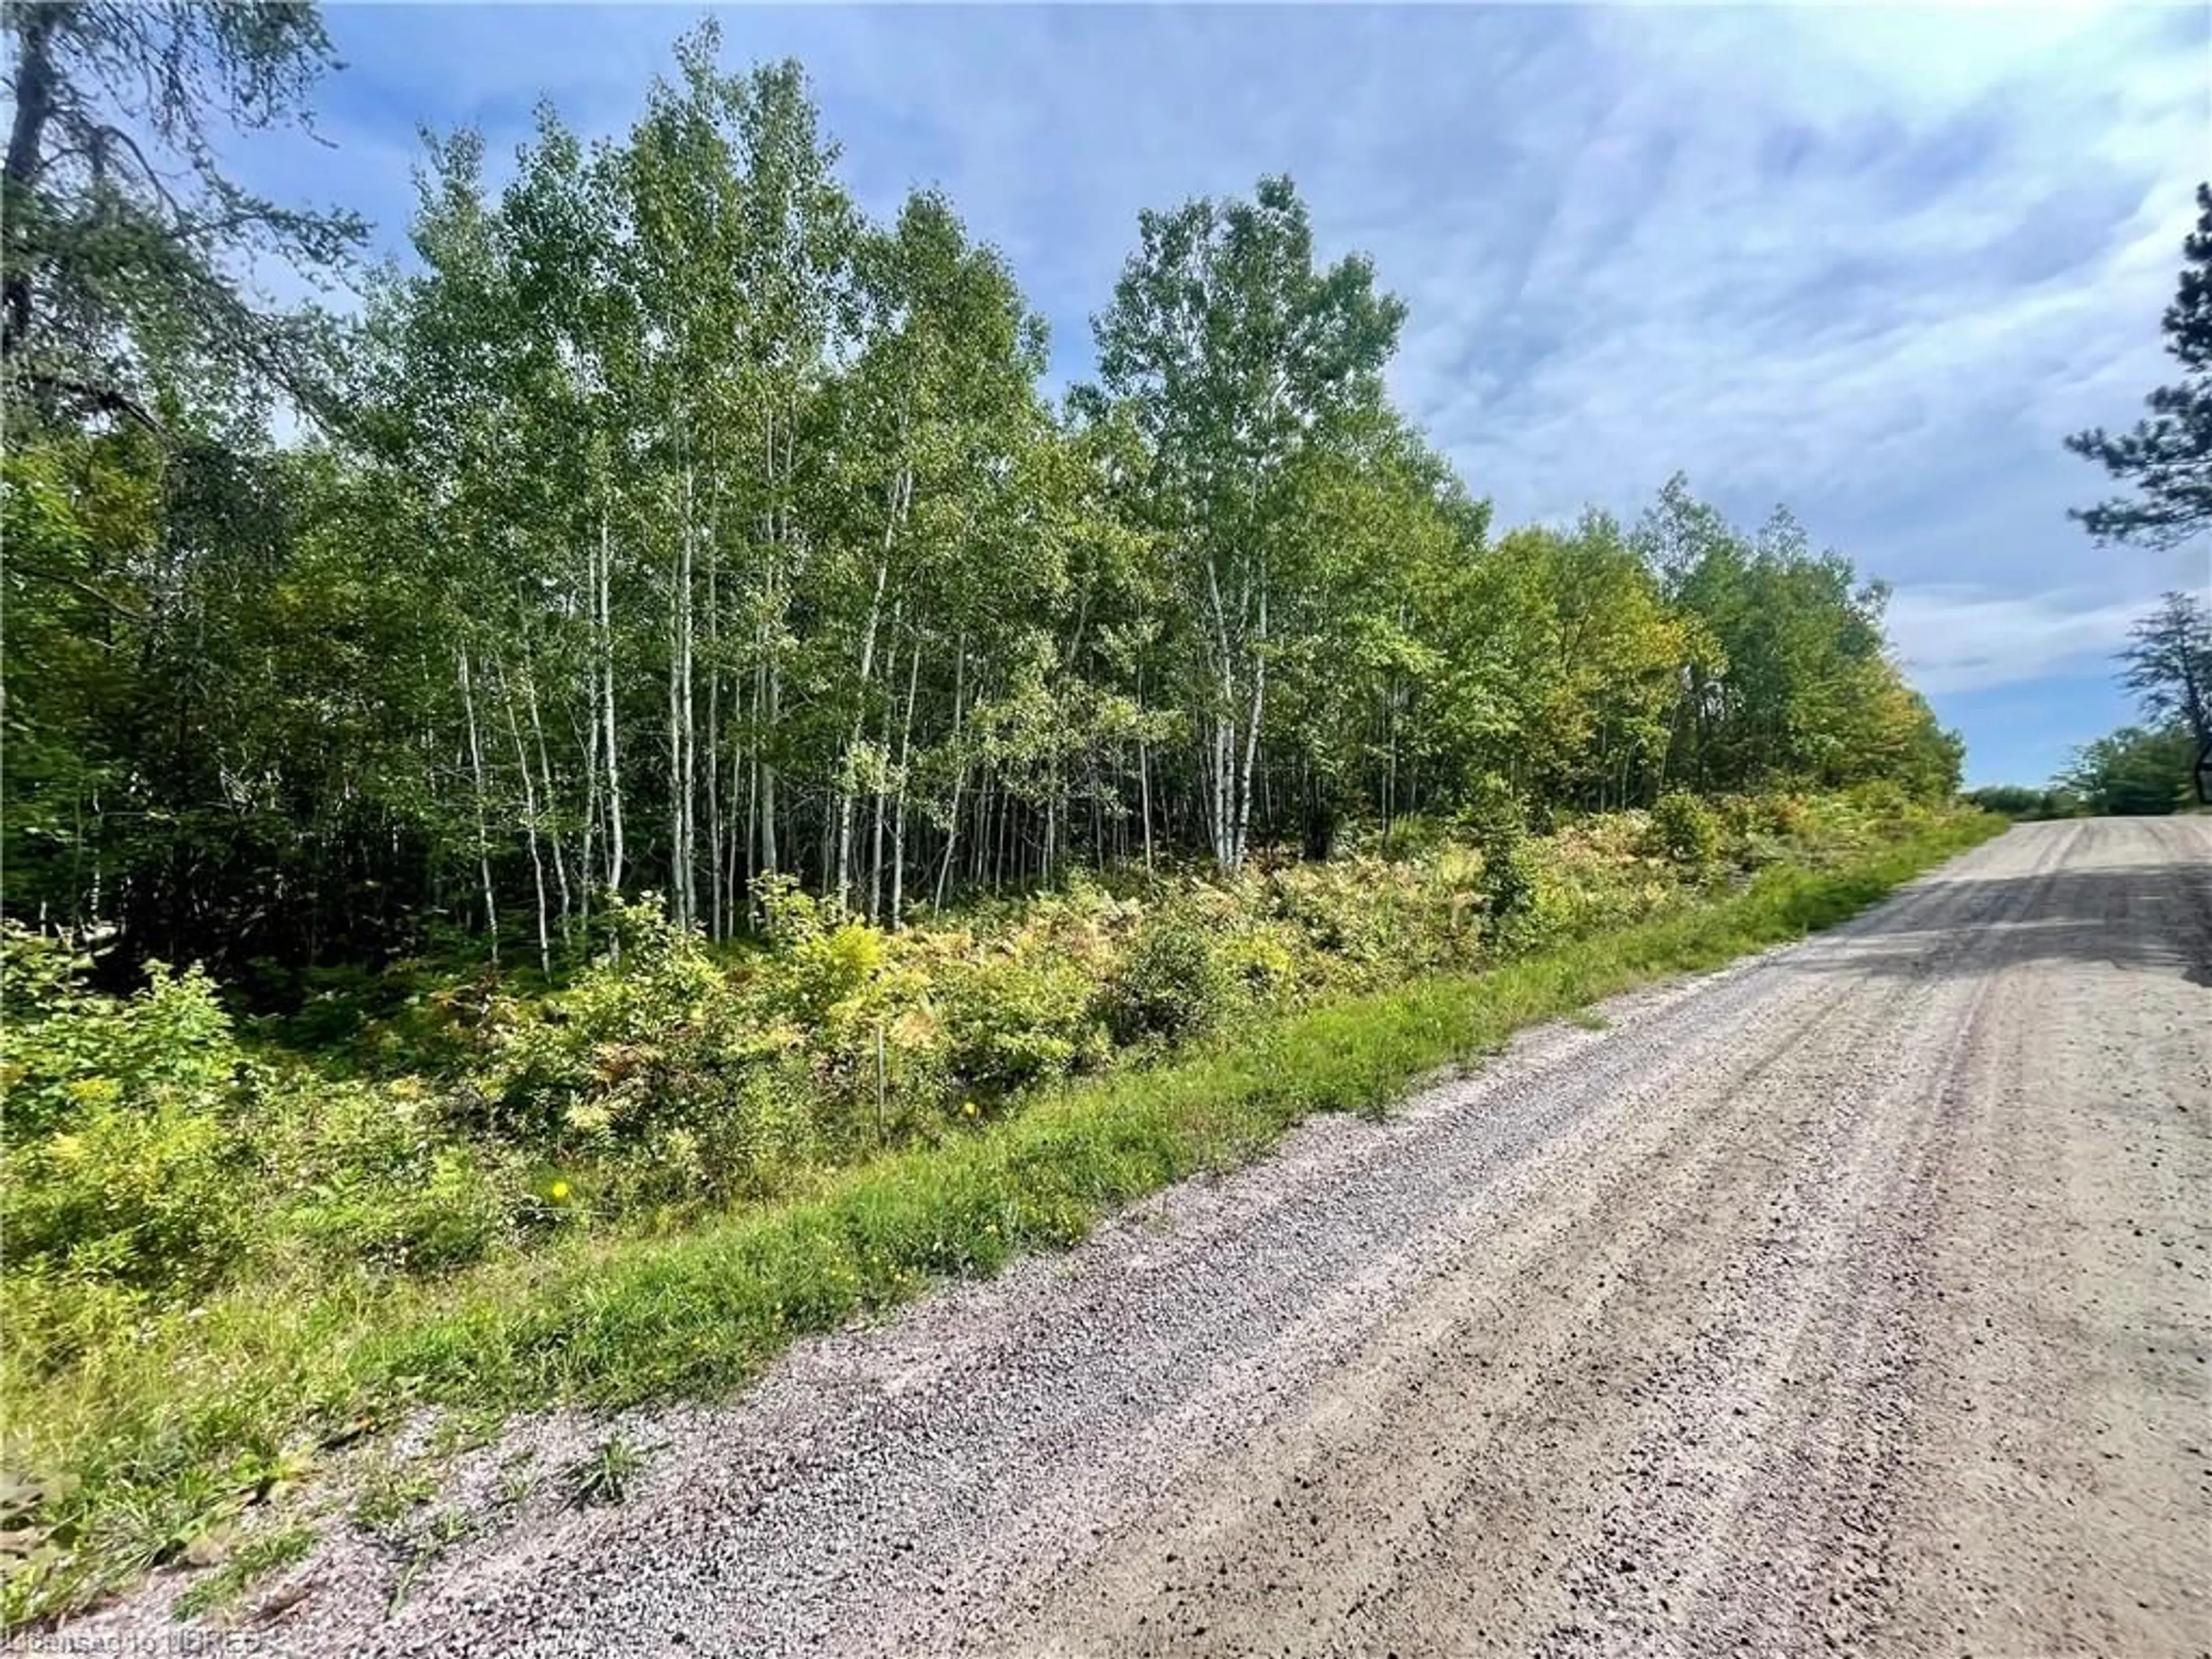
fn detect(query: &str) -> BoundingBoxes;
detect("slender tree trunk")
[706,505,723,939]
[993,784,1008,893]
[1232,563,1268,870]
[1042,772,1056,888]
[745,651,763,901]
[457,643,499,964]
[500,668,552,975]
[889,628,921,927]
[752,413,780,895]
[868,626,898,925]
[1138,734,1154,878]
[524,665,571,942]
[761,653,781,877]
[1,5,58,361]
[599,509,625,897]
[679,460,699,929]
[1203,554,1236,867]
[580,661,600,934]
[1381,677,1400,853]
[935,638,967,909]
[838,465,905,908]
[1133,661,1154,877]
[972,765,992,887]
[668,541,684,923]
[726,668,745,926]
[2176,642,2211,805]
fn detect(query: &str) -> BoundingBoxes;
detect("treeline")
[1974,725,2197,820]
[1968,591,2211,819]
[2,20,1960,982]
[2056,725,2202,815]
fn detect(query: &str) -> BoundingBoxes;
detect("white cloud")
[1887,585,2160,694]
[1397,6,2206,529]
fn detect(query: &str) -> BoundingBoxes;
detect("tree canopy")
[2117,590,2211,804]
[2,17,1966,984]
[1,1,365,430]
[2055,726,2197,817]
[2066,183,2212,550]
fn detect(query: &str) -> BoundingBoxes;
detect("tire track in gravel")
[991,820,2086,1658]
[66,819,2211,1659]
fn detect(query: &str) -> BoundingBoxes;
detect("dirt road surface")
[107,819,2212,1657]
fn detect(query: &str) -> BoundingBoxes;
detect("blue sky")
[243,2,2208,786]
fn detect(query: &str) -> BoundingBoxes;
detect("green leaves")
[1,1,366,429]
[1088,175,1414,867]
[2067,183,2212,551]
[2056,725,2198,816]
[2115,592,2211,804]
[1096,175,1404,469]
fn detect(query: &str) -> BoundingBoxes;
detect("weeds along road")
[201,820,2212,1656]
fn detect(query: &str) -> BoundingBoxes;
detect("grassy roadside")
[5,810,2005,1624]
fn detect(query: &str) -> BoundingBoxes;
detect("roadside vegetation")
[8,16,1967,999]
[1,790,1997,1623]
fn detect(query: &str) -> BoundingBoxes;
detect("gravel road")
[79,817,2212,1657]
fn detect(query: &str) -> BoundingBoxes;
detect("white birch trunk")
[457,642,499,964]
[524,666,571,941]
[599,509,625,897]
[1231,560,1268,870]
[837,464,905,910]
[935,637,967,910]
[705,501,722,940]
[1137,664,1154,877]
[501,669,552,975]
[889,628,920,929]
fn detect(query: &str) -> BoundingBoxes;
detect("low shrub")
[0,786,1957,1314]
[0,940,237,1137]
[276,1089,531,1275]
[1461,777,1544,952]
[3,1087,248,1292]
[935,945,1105,1098]
[0,950,252,1293]
[1647,791,1724,875]
[1103,899,1230,1045]
[1963,785,2080,821]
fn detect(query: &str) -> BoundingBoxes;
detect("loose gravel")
[54,817,2212,1658]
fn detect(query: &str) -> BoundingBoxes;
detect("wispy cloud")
[1887,585,2157,695]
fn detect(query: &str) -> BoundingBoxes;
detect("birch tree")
[1092,175,1405,868]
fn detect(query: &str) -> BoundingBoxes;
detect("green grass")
[168,1522,316,1622]
[2,810,2004,1627]
[559,1435,652,1509]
